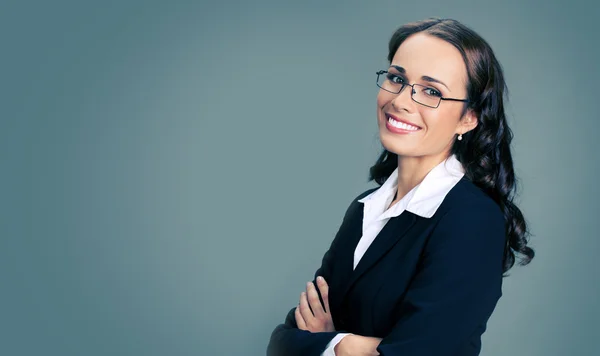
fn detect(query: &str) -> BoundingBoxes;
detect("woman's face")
[377,32,477,159]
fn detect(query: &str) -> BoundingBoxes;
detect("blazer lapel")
[337,211,418,303]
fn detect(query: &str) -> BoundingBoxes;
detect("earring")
[458,134,463,141]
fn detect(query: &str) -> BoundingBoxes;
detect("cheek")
[422,111,459,139]
[376,94,388,122]
[376,90,394,109]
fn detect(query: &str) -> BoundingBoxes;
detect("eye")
[386,73,405,85]
[422,87,442,97]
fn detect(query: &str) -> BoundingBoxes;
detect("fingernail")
[317,276,323,282]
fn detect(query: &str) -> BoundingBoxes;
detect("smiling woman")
[267,17,534,356]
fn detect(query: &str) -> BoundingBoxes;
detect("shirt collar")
[358,154,465,218]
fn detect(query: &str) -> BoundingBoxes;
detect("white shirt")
[321,154,465,356]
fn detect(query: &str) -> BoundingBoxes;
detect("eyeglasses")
[376,70,469,109]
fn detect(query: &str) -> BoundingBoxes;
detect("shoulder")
[345,186,380,207]
[356,186,379,201]
[427,177,505,253]
[339,186,379,220]
[415,178,507,283]
[435,176,503,222]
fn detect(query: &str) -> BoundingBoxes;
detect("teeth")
[388,117,420,131]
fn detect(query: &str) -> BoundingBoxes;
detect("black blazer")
[267,177,506,356]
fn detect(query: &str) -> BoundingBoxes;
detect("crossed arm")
[267,198,505,356]
[266,229,380,356]
[266,193,379,356]
[266,267,381,356]
[297,276,382,356]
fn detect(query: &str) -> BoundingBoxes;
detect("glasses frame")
[376,70,469,109]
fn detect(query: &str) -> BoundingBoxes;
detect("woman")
[267,18,534,356]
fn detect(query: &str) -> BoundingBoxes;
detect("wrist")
[334,334,354,354]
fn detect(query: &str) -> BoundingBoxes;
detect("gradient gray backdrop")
[2,0,598,355]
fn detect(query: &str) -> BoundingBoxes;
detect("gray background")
[2,0,598,355]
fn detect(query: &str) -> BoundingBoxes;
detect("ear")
[456,109,478,135]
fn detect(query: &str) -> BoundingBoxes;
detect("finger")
[316,276,331,314]
[298,291,314,323]
[295,305,307,330]
[306,281,325,318]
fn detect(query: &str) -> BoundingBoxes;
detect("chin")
[379,136,415,157]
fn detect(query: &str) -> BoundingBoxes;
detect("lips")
[385,113,422,129]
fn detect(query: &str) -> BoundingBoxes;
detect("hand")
[295,276,335,332]
[334,334,383,356]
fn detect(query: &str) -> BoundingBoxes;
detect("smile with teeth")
[387,116,421,131]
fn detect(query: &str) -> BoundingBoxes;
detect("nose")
[391,84,416,112]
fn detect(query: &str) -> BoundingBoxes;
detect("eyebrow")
[389,65,451,92]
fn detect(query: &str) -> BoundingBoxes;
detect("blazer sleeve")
[265,245,345,356]
[376,201,506,356]
[266,189,373,356]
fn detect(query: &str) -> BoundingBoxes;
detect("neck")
[394,152,450,201]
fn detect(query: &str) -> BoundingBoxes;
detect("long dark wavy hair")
[369,18,534,274]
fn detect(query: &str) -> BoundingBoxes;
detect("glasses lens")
[412,84,441,108]
[377,72,402,93]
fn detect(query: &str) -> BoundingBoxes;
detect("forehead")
[391,33,467,89]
